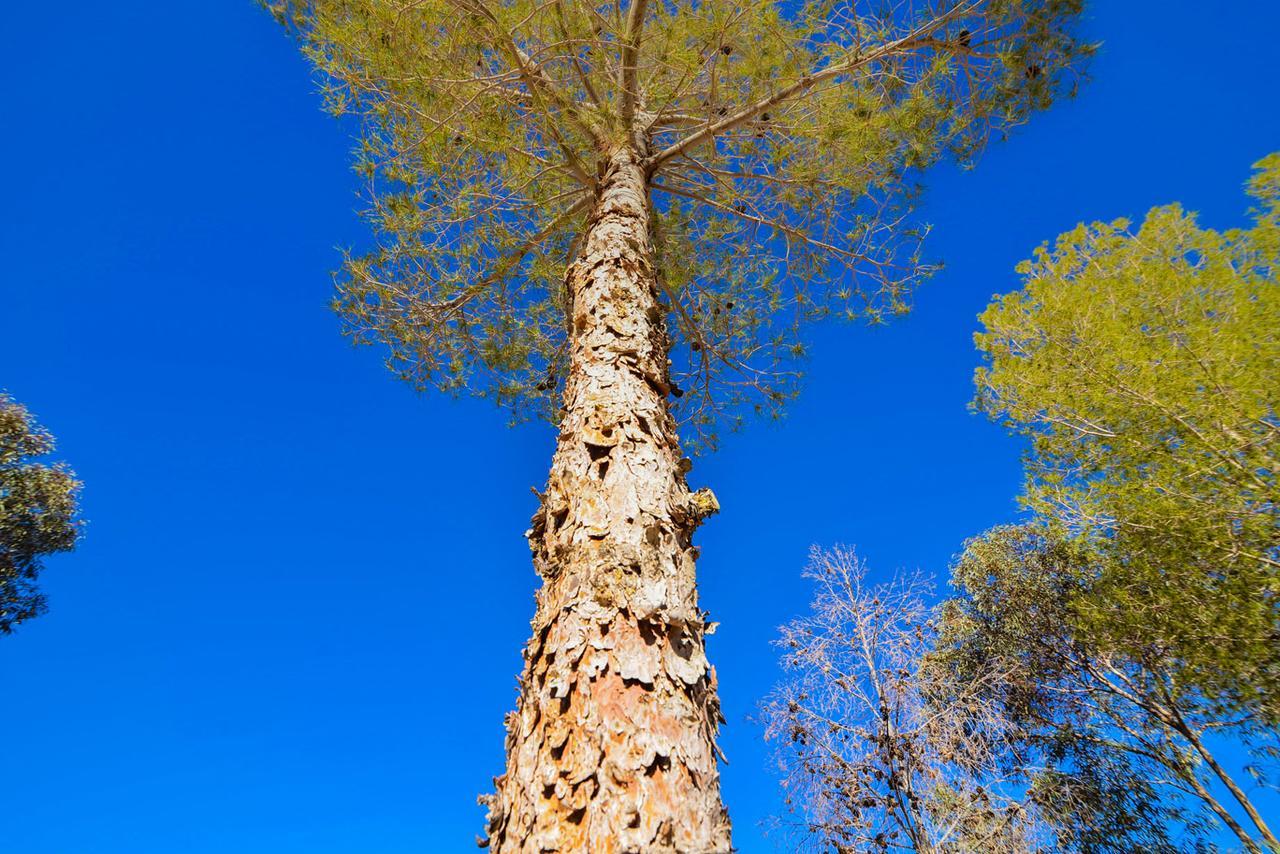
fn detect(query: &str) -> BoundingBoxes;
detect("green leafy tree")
[0,394,81,634]
[269,0,1089,847]
[974,154,1280,722]
[934,525,1278,853]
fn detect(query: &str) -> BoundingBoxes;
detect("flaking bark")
[481,146,732,852]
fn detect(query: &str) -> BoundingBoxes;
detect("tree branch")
[644,1,975,174]
[452,0,604,150]
[618,0,649,129]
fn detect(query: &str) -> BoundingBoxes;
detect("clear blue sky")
[2,3,1277,851]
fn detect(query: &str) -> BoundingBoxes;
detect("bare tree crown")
[271,0,1088,445]
[763,547,1041,852]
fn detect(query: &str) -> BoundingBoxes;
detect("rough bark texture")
[481,146,733,852]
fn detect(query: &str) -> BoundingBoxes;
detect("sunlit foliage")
[975,155,1280,719]
[270,0,1089,447]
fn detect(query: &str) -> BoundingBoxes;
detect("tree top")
[272,0,1090,448]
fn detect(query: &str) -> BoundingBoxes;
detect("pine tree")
[960,156,1280,853]
[973,156,1280,724]
[269,1,1089,848]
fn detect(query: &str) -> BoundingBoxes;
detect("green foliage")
[270,0,1090,446]
[974,155,1280,719]
[0,394,81,634]
[939,158,1280,850]
[933,526,1210,852]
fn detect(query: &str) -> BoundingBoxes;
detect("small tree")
[0,394,81,634]
[763,547,1042,853]
[934,525,1278,853]
[270,1,1089,847]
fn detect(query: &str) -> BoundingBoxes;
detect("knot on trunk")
[685,488,720,527]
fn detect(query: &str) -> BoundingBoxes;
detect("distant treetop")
[0,394,81,634]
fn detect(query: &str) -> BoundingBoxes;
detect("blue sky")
[2,2,1278,851]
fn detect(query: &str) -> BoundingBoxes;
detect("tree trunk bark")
[481,145,733,852]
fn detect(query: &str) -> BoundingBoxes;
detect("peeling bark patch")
[550,507,569,534]
[482,147,732,853]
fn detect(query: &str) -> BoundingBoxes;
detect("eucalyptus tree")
[936,525,1277,853]
[270,0,1088,848]
[0,394,81,635]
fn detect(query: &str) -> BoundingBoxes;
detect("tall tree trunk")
[481,145,733,852]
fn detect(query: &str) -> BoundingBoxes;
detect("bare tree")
[763,546,1042,853]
